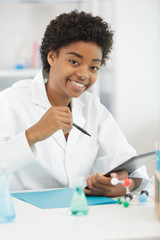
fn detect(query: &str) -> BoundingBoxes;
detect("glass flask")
[69,177,89,216]
[0,161,16,223]
[155,141,160,171]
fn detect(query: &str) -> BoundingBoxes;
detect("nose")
[76,67,89,80]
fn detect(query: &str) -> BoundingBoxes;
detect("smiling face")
[46,41,102,106]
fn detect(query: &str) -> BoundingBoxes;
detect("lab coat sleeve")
[0,89,36,174]
[0,131,36,174]
[92,103,149,180]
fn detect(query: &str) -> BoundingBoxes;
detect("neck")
[45,82,71,107]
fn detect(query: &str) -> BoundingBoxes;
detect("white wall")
[0,3,83,69]
[112,0,160,154]
[0,0,160,156]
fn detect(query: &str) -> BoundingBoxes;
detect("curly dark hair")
[40,10,114,73]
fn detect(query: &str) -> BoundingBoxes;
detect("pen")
[73,123,91,137]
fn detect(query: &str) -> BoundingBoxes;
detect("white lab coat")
[0,70,148,190]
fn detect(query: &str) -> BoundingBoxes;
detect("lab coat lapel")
[31,70,66,151]
[67,98,85,148]
[52,130,66,151]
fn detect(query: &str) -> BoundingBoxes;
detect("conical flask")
[0,161,16,223]
[69,177,88,216]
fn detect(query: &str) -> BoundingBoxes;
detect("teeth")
[71,80,85,88]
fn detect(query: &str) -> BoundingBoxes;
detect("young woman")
[0,10,148,195]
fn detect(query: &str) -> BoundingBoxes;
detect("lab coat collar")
[31,70,86,151]
[31,70,51,109]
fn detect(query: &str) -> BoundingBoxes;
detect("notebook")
[12,188,117,209]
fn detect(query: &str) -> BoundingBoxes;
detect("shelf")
[0,69,40,79]
[0,0,92,4]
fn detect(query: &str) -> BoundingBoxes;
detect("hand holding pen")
[26,106,91,147]
[26,106,73,146]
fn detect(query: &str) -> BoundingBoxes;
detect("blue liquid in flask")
[0,172,16,223]
[156,150,160,172]
[69,185,88,216]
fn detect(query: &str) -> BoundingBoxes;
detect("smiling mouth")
[68,79,87,89]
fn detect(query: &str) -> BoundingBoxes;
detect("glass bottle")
[69,177,89,216]
[155,141,160,171]
[0,161,16,223]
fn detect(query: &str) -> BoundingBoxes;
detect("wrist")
[25,127,39,146]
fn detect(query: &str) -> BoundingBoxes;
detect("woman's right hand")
[25,106,73,146]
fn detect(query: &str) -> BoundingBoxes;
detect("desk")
[0,195,160,240]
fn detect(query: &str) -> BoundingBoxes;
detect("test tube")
[155,141,160,171]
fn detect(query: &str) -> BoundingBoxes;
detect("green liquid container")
[69,177,88,216]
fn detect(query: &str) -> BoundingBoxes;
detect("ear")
[47,51,56,66]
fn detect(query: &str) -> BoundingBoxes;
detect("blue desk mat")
[12,188,117,209]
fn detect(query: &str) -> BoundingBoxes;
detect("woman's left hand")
[84,170,140,197]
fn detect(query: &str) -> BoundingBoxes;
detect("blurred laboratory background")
[0,0,160,174]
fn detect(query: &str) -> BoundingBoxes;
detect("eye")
[69,59,79,66]
[90,66,100,72]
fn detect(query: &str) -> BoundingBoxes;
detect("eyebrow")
[66,52,102,63]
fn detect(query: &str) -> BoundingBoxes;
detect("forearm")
[25,125,42,147]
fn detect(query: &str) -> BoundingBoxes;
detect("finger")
[54,106,71,113]
[110,172,117,178]
[85,184,108,196]
[84,187,104,196]
[91,178,114,194]
[87,175,100,193]
[93,173,111,186]
[87,174,108,190]
[85,181,115,197]
[58,115,73,125]
[61,123,73,132]
[55,111,72,120]
[112,170,128,180]
[87,175,110,195]
[57,112,73,126]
